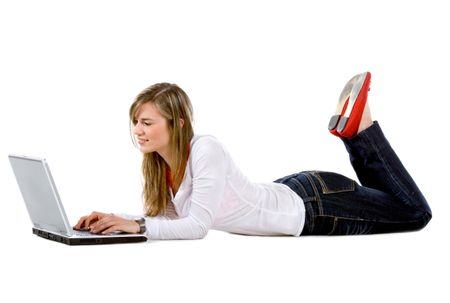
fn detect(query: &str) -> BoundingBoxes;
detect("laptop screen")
[9,155,73,235]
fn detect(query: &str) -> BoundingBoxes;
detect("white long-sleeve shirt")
[136,135,305,240]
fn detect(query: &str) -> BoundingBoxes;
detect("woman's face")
[133,102,171,155]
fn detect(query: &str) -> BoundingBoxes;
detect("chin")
[140,146,157,154]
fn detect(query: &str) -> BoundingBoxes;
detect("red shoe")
[328,72,371,138]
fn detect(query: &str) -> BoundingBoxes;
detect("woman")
[74,72,432,239]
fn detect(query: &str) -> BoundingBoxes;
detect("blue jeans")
[274,121,432,235]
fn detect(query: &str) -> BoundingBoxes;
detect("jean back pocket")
[310,171,356,194]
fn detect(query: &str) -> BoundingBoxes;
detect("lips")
[137,138,149,145]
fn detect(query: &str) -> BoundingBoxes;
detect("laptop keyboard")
[72,229,124,237]
[72,229,97,237]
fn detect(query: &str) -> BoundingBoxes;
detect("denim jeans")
[274,121,432,235]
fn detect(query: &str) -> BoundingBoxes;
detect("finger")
[100,217,138,234]
[101,225,120,235]
[84,211,103,228]
[90,214,115,233]
[73,217,83,229]
[74,216,88,230]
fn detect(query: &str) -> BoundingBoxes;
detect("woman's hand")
[74,211,140,234]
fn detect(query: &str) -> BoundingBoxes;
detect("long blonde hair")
[129,83,194,216]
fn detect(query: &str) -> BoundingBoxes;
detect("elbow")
[191,220,209,240]
[195,224,209,240]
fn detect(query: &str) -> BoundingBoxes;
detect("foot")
[357,102,373,134]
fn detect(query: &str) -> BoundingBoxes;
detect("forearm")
[145,215,208,240]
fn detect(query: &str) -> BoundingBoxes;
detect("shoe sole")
[328,72,371,137]
[336,72,371,135]
[328,74,360,131]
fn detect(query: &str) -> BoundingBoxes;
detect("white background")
[1,0,449,302]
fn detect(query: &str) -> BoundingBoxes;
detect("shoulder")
[191,135,225,154]
[190,135,227,166]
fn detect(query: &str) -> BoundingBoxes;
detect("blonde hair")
[129,83,194,216]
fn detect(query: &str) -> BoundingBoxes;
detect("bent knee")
[412,210,432,231]
[422,210,432,227]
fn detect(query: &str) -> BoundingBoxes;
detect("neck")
[158,149,174,171]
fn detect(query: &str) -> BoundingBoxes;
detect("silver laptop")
[8,154,147,245]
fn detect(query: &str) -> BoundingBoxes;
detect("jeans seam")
[303,202,314,234]
[304,172,323,215]
[328,217,338,235]
[302,172,322,234]
[320,214,427,224]
[290,177,308,198]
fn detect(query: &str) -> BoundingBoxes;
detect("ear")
[179,118,185,128]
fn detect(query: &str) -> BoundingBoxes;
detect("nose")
[133,123,144,136]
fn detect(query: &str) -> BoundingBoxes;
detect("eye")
[143,122,151,126]
[132,119,138,126]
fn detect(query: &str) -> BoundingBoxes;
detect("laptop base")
[33,228,147,245]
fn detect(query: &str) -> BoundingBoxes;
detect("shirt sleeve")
[144,136,227,240]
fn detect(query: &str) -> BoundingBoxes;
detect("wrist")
[134,217,146,234]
